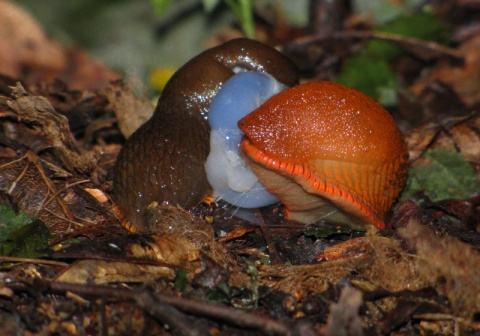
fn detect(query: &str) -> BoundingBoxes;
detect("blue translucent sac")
[205,72,287,208]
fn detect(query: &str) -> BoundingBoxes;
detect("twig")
[0,257,69,267]
[255,209,283,265]
[135,291,210,336]
[7,281,292,335]
[288,30,462,62]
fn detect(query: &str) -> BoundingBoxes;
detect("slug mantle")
[238,81,409,229]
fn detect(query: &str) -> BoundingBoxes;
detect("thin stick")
[255,209,283,265]
[7,281,292,335]
[288,30,462,62]
[0,257,69,267]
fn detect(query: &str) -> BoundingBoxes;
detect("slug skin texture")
[113,39,298,230]
[239,82,408,229]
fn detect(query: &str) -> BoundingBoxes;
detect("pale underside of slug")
[205,71,288,208]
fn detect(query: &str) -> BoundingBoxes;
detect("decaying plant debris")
[1,1,480,335]
[1,82,479,334]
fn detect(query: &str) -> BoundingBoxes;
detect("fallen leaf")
[51,233,201,284]
[0,2,118,91]
[411,35,480,106]
[7,83,99,174]
[0,204,51,258]
[55,260,175,284]
[403,149,478,201]
[398,220,480,320]
[325,286,363,336]
[104,78,154,138]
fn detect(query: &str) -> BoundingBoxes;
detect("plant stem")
[224,0,255,39]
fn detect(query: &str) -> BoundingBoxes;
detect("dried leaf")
[404,124,441,161]
[0,153,75,232]
[104,79,154,138]
[325,286,363,336]
[450,123,480,163]
[7,83,99,174]
[315,237,367,262]
[404,111,480,165]
[55,260,175,284]
[50,234,200,263]
[398,220,480,321]
[0,152,117,235]
[0,2,118,91]
[257,258,363,297]
[52,233,201,284]
[0,2,65,81]
[411,35,480,106]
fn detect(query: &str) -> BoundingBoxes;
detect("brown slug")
[113,38,298,230]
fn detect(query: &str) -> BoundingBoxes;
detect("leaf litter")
[0,1,480,335]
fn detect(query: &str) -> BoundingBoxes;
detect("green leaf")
[0,205,32,237]
[0,205,51,258]
[173,268,188,292]
[224,0,255,38]
[336,51,397,104]
[351,0,426,24]
[150,0,173,16]
[376,11,450,44]
[402,149,479,201]
[338,11,450,103]
[206,282,232,303]
[368,11,450,61]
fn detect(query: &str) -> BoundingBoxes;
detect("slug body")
[205,72,287,208]
[238,81,409,229]
[113,39,298,229]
